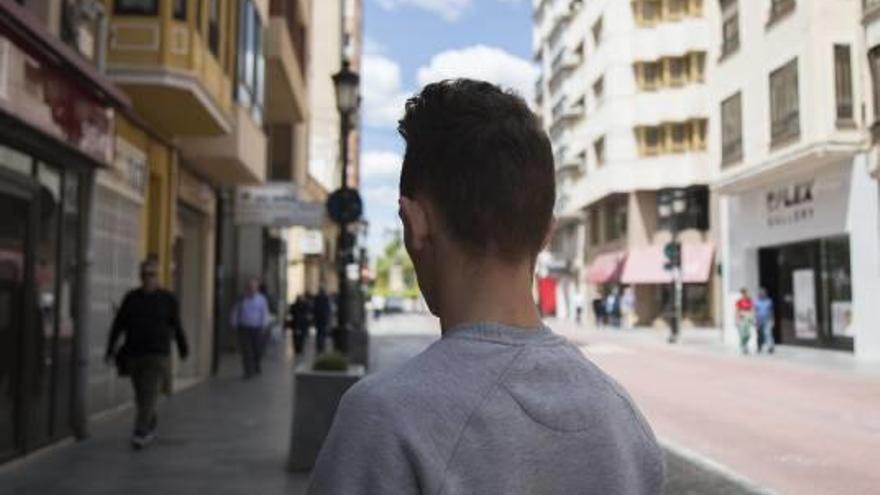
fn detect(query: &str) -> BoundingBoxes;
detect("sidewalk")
[547,318,880,495]
[0,344,310,495]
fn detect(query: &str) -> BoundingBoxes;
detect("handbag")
[114,345,131,377]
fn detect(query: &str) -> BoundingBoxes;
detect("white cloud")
[363,36,385,55]
[416,45,538,102]
[376,0,472,21]
[362,150,403,181]
[362,54,410,128]
[363,184,401,211]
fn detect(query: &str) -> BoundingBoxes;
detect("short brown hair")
[398,79,555,261]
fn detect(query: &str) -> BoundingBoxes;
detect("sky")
[359,0,536,256]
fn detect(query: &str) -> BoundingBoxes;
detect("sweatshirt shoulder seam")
[432,346,528,495]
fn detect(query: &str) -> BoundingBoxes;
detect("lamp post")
[329,60,361,354]
[660,189,687,343]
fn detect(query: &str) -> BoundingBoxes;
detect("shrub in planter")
[312,352,349,372]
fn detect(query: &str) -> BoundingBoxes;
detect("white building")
[712,0,880,358]
[532,0,717,326]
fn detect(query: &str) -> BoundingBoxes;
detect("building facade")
[292,0,363,304]
[0,0,128,462]
[533,0,717,326]
[712,0,879,357]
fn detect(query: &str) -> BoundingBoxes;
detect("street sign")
[234,183,325,228]
[299,230,324,255]
[326,188,363,224]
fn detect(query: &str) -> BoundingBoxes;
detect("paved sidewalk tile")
[0,345,310,495]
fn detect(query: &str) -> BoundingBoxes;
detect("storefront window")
[114,0,159,16]
[0,144,33,178]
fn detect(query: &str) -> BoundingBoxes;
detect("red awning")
[621,242,715,284]
[585,251,626,285]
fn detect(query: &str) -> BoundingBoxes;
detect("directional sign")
[234,183,324,228]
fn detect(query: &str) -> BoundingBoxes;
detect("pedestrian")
[755,288,775,354]
[231,278,270,378]
[621,286,636,330]
[735,288,755,354]
[286,295,311,356]
[105,259,189,450]
[605,288,621,328]
[592,295,605,327]
[313,288,332,354]
[308,80,664,494]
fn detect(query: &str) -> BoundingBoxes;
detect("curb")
[660,437,781,495]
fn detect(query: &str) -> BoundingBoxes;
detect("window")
[173,0,186,20]
[594,136,606,166]
[768,0,795,25]
[644,126,664,155]
[721,0,739,58]
[589,210,601,245]
[593,76,605,103]
[238,0,265,122]
[114,0,158,15]
[721,92,743,166]
[870,46,880,137]
[634,52,704,90]
[642,0,662,23]
[668,0,687,18]
[604,195,628,242]
[833,44,854,125]
[668,56,690,85]
[770,58,800,146]
[208,0,220,56]
[633,0,701,25]
[656,186,710,231]
[669,123,690,152]
[592,17,603,45]
[636,120,707,156]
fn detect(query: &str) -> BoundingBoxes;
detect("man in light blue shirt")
[755,288,775,354]
[232,278,270,378]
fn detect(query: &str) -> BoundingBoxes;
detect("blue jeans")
[757,320,775,352]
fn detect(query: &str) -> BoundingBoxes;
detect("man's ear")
[399,196,430,252]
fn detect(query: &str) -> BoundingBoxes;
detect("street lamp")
[660,189,687,343]
[327,60,361,355]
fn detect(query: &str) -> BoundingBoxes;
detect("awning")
[585,251,626,285]
[621,242,715,284]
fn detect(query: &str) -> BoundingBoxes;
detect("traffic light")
[663,241,681,271]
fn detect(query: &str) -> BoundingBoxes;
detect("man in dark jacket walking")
[313,288,332,354]
[105,259,189,449]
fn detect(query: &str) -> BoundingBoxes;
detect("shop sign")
[234,183,324,228]
[299,230,324,255]
[765,180,815,228]
[0,35,113,164]
[792,269,818,339]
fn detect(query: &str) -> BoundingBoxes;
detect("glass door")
[0,181,33,462]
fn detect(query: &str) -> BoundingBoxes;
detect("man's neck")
[437,260,542,333]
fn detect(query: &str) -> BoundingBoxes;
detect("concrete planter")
[287,364,365,472]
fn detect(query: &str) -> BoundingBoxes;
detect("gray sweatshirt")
[307,322,665,494]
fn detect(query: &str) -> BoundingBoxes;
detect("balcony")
[179,105,268,185]
[106,5,235,136]
[266,17,307,123]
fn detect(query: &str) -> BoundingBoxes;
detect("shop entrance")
[758,236,854,351]
[0,145,86,464]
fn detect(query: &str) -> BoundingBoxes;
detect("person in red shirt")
[735,288,754,354]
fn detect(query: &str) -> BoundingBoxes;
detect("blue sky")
[359,0,535,255]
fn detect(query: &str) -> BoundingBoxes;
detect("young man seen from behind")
[308,80,665,494]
